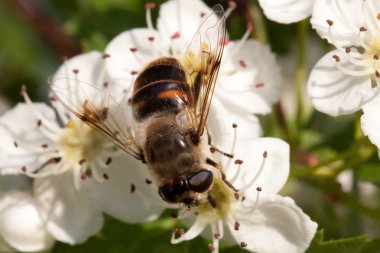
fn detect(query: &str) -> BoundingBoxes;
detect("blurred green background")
[1,0,380,252]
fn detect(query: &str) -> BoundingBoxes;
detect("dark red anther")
[263,151,268,158]
[145,2,155,9]
[332,55,340,62]
[326,19,334,26]
[130,183,136,193]
[171,32,181,39]
[239,60,247,68]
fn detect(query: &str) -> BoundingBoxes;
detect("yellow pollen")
[377,12,380,20]
[58,119,105,166]
[366,34,380,74]
[197,176,234,221]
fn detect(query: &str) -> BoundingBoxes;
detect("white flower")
[102,0,317,252]
[0,52,164,244]
[0,175,55,252]
[170,137,317,253]
[104,0,282,151]
[307,0,380,150]
[258,0,315,24]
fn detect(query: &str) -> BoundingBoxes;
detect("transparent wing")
[50,76,144,161]
[182,4,226,142]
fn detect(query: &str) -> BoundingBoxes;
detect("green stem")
[295,20,308,135]
[304,176,380,223]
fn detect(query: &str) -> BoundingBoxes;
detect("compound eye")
[172,177,188,195]
[188,170,213,193]
[158,183,176,203]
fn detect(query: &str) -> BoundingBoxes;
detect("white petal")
[361,94,380,149]
[229,195,318,253]
[81,154,165,223]
[0,175,32,192]
[34,171,104,244]
[258,0,314,24]
[105,28,166,89]
[311,0,374,47]
[219,39,282,115]
[207,97,262,152]
[307,50,376,116]
[0,103,58,175]
[227,138,290,195]
[0,191,55,252]
[157,0,211,46]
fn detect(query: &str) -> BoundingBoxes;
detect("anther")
[145,179,152,184]
[79,159,86,165]
[130,48,138,53]
[20,85,27,95]
[255,83,264,88]
[200,12,206,18]
[21,166,27,172]
[37,119,42,127]
[72,69,79,74]
[326,19,334,26]
[234,221,240,230]
[41,144,48,149]
[130,183,136,193]
[13,141,18,148]
[359,27,367,32]
[103,173,109,180]
[234,192,240,200]
[377,12,380,20]
[240,242,248,248]
[105,157,112,165]
[257,187,262,192]
[171,228,178,234]
[49,96,57,102]
[148,36,155,42]
[376,71,380,78]
[219,38,229,45]
[171,32,181,40]
[228,1,237,10]
[332,55,341,62]
[145,2,155,9]
[208,244,215,251]
[246,21,253,32]
[102,53,110,59]
[263,151,268,158]
[178,228,185,235]
[234,159,243,165]
[80,174,86,180]
[345,46,352,53]
[232,123,238,128]
[131,70,138,75]
[214,233,221,239]
[374,55,379,60]
[239,60,247,68]
[103,82,109,88]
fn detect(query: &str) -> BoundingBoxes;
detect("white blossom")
[307,0,380,151]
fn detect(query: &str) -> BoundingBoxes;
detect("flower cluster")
[0,0,319,252]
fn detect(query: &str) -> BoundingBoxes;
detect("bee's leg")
[205,126,234,158]
[207,192,217,208]
[206,158,238,192]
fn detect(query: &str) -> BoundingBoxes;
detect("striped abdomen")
[132,57,193,121]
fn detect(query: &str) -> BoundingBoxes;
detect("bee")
[51,4,229,207]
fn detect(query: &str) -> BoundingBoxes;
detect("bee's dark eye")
[158,177,188,203]
[187,170,213,193]
[158,183,176,203]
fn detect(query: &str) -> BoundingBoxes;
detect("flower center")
[196,176,234,221]
[58,119,106,166]
[366,33,380,73]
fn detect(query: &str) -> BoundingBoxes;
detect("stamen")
[145,2,155,30]
[145,179,152,184]
[239,151,267,193]
[234,221,240,230]
[228,22,253,59]
[103,173,109,180]
[105,157,112,165]
[171,217,207,244]
[225,1,237,19]
[222,123,238,173]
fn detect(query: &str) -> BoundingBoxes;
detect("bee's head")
[158,169,213,207]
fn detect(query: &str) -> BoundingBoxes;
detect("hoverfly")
[51,4,229,207]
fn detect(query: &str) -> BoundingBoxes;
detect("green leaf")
[306,230,380,253]
[357,163,380,187]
